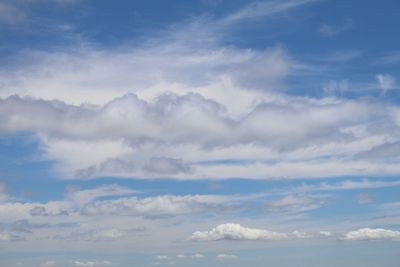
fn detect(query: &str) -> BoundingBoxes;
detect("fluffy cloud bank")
[190,223,308,241]
[0,3,399,181]
[343,228,400,241]
[1,93,400,180]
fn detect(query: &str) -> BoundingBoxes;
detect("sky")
[0,0,400,266]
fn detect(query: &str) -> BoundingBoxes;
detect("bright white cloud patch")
[190,223,307,241]
[343,228,400,241]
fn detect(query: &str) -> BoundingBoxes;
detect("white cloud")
[297,179,400,192]
[342,228,400,241]
[266,195,322,213]
[1,93,400,180]
[216,254,238,261]
[319,231,332,237]
[74,261,113,267]
[40,261,56,267]
[156,256,169,260]
[66,184,137,206]
[190,253,205,259]
[318,20,353,37]
[190,223,306,241]
[222,0,318,24]
[175,254,186,259]
[0,232,24,241]
[376,74,397,93]
[0,0,399,182]
[90,228,124,241]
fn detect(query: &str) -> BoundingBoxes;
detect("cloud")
[74,261,113,267]
[318,20,353,37]
[222,0,318,24]
[376,74,397,93]
[322,80,349,96]
[378,51,400,65]
[40,261,56,267]
[2,92,400,180]
[216,254,238,261]
[0,185,256,221]
[80,194,233,218]
[0,0,399,182]
[156,256,169,260]
[190,253,205,259]
[342,228,400,241]
[356,192,374,205]
[0,232,25,241]
[66,184,137,205]
[89,228,124,242]
[266,195,323,212]
[190,223,307,241]
[297,179,400,192]
[0,182,9,203]
[319,231,332,237]
[175,254,186,259]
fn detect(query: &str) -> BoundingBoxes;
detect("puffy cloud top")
[343,228,400,241]
[190,223,306,241]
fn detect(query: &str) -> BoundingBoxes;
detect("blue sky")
[0,0,400,266]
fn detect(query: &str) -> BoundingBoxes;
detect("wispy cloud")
[318,19,354,37]
[376,73,397,94]
[297,179,400,192]
[221,0,319,24]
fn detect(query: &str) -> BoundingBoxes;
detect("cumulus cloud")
[342,228,400,241]
[216,254,238,261]
[190,223,307,241]
[1,92,400,180]
[1,0,398,182]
